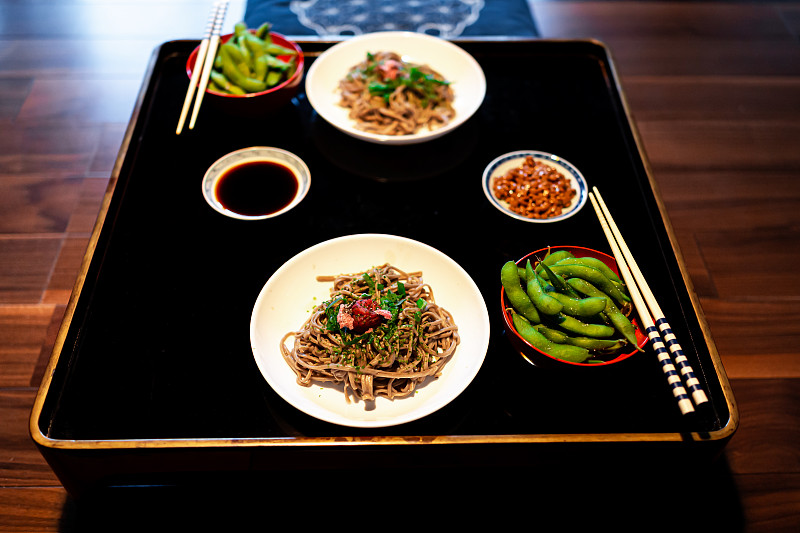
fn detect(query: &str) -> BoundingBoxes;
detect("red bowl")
[186,31,304,115]
[500,245,648,369]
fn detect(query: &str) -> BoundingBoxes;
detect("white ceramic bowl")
[202,147,310,221]
[305,31,486,145]
[250,233,490,427]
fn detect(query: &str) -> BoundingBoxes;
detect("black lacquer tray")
[30,38,738,497]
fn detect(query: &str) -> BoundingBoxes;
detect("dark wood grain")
[1,1,798,530]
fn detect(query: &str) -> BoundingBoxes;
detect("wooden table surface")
[1,1,798,530]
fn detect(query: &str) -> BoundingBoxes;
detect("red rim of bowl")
[500,245,648,368]
[186,31,304,99]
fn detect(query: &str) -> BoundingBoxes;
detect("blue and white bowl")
[482,150,588,223]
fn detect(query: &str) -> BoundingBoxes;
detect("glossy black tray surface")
[32,39,736,482]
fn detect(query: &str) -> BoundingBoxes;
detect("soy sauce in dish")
[215,160,298,217]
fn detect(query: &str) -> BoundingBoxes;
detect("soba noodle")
[280,264,460,403]
[338,51,455,135]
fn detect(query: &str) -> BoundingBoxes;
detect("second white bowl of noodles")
[305,31,486,145]
[250,233,490,427]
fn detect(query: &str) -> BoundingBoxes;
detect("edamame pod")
[261,54,292,70]
[221,41,243,61]
[235,38,252,71]
[220,42,248,71]
[511,312,591,363]
[266,70,283,86]
[525,260,563,316]
[548,263,631,305]
[535,325,569,343]
[501,261,541,324]
[541,249,574,267]
[548,292,608,318]
[562,336,626,351]
[220,44,268,93]
[537,274,556,293]
[555,313,616,338]
[551,256,624,284]
[254,54,269,81]
[243,33,267,64]
[209,71,246,95]
[539,262,581,298]
[538,325,626,351]
[567,278,640,349]
[256,22,272,39]
[265,42,299,56]
[234,21,248,38]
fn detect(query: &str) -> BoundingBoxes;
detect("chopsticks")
[176,0,229,134]
[589,186,708,415]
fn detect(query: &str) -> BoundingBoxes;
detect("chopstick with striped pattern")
[176,1,222,134]
[591,187,708,408]
[589,188,708,414]
[587,192,693,415]
[189,0,228,130]
[176,1,227,134]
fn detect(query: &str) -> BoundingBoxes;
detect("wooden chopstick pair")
[589,186,708,415]
[176,0,229,135]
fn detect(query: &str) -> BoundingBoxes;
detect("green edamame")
[525,260,563,316]
[541,249,574,266]
[554,313,616,338]
[537,325,626,351]
[219,43,267,91]
[539,262,581,298]
[563,337,626,351]
[253,54,269,81]
[265,42,300,56]
[567,278,640,349]
[535,325,569,344]
[501,261,541,324]
[547,263,630,306]
[234,21,248,38]
[204,21,298,96]
[243,32,267,56]
[553,256,623,284]
[256,22,271,40]
[548,292,608,318]
[538,274,556,293]
[511,312,591,363]
[266,70,283,86]
[209,71,247,95]
[501,250,645,363]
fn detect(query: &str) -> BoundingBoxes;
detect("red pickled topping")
[378,59,403,81]
[350,299,386,333]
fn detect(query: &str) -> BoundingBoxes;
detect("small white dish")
[482,150,588,223]
[249,233,490,428]
[305,31,486,145]
[202,147,310,220]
